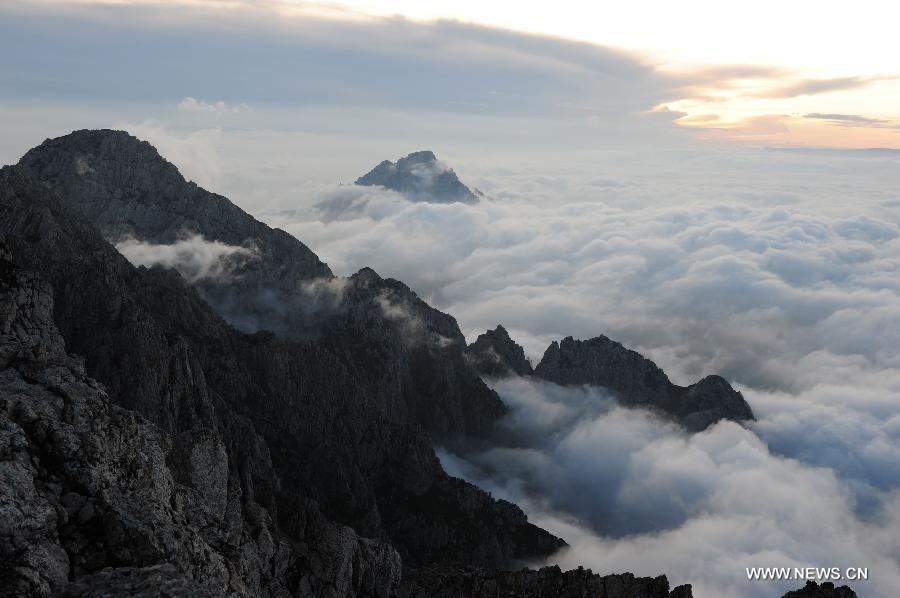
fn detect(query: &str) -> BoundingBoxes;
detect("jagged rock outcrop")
[781,581,857,597]
[355,151,479,204]
[398,565,692,597]
[534,336,754,431]
[0,244,402,597]
[465,325,533,377]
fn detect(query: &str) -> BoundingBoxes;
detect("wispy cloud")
[751,75,891,99]
[177,96,249,114]
[805,112,900,129]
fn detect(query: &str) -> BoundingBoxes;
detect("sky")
[5,0,898,148]
[3,2,900,596]
[331,0,900,145]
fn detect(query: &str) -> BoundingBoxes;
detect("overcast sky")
[3,0,899,150]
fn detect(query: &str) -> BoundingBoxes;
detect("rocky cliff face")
[355,151,479,204]
[319,268,506,439]
[465,325,534,377]
[533,335,754,431]
[0,243,402,597]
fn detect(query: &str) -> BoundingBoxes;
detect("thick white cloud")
[116,234,256,282]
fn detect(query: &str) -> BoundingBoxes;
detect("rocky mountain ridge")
[535,335,754,430]
[0,149,561,596]
[467,328,754,431]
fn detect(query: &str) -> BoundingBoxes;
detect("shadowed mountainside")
[1,139,561,596]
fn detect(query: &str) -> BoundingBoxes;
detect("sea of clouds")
[260,146,900,597]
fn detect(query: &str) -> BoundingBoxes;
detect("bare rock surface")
[0,243,401,597]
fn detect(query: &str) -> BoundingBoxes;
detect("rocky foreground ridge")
[0,130,836,597]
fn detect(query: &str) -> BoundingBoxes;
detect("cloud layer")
[261,145,900,596]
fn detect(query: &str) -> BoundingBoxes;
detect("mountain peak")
[21,128,170,173]
[355,150,478,204]
[398,150,438,165]
[466,325,533,377]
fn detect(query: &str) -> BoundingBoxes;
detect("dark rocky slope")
[0,245,401,597]
[465,325,534,377]
[534,336,754,431]
[0,163,560,595]
[0,130,705,597]
[356,151,479,204]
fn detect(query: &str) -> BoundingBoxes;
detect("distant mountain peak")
[355,150,479,204]
[399,150,438,164]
